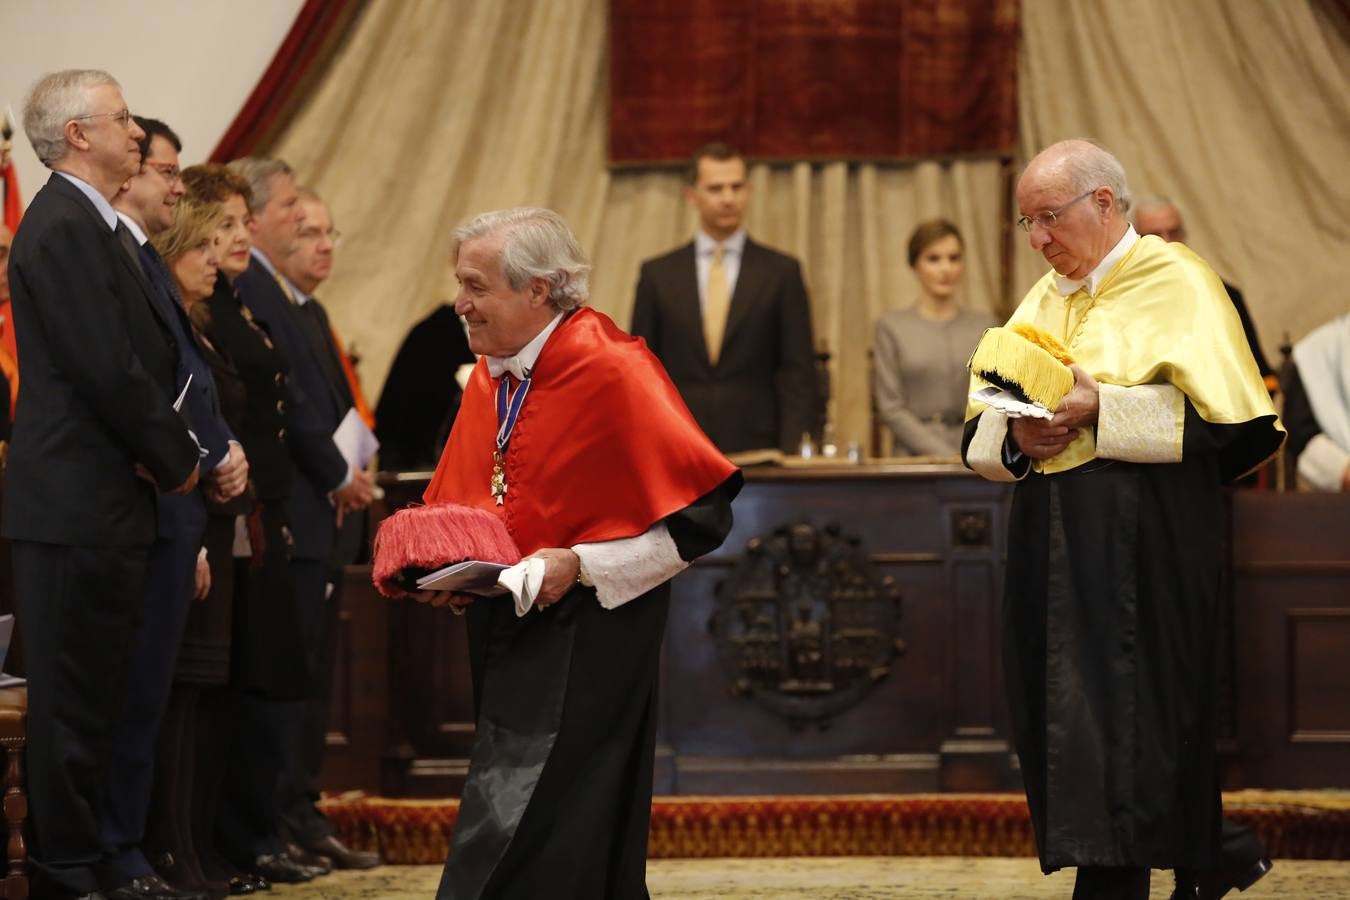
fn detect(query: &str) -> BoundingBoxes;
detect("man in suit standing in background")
[631,143,818,455]
[275,187,381,869]
[4,69,201,900]
[223,159,373,880]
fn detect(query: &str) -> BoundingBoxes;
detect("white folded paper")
[333,406,380,469]
[414,557,547,617]
[969,385,1055,420]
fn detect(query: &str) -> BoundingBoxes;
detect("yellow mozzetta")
[968,234,1283,475]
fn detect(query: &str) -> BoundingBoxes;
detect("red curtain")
[609,0,1019,166]
[211,0,366,162]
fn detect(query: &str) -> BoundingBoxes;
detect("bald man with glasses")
[963,140,1282,900]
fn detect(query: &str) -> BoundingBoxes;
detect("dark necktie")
[114,220,146,280]
[297,297,355,408]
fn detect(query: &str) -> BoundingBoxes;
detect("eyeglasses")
[298,226,343,246]
[1016,188,1098,233]
[72,108,133,128]
[143,160,181,183]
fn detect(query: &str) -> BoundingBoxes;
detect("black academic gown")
[438,476,740,900]
[964,404,1270,872]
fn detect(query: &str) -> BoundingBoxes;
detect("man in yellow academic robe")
[962,140,1283,900]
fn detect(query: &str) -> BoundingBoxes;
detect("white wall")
[0,0,305,208]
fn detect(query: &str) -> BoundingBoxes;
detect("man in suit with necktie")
[3,69,201,900]
[104,116,249,899]
[220,158,373,880]
[630,142,818,455]
[274,188,381,869]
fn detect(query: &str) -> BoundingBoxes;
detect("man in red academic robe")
[418,207,740,900]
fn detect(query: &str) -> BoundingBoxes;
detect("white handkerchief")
[497,556,548,617]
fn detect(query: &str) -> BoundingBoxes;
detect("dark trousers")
[1073,866,1150,900]
[102,531,201,882]
[218,557,327,862]
[278,561,340,844]
[13,540,150,897]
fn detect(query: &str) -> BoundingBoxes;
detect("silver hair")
[1058,139,1133,214]
[226,157,294,215]
[22,69,121,166]
[451,207,591,311]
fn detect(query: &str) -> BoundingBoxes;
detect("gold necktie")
[274,272,298,305]
[704,245,729,365]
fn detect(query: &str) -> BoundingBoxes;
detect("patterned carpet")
[270,857,1350,899]
[319,790,1350,864]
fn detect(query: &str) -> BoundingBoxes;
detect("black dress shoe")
[104,873,208,900]
[224,873,269,895]
[297,833,382,870]
[284,842,334,875]
[1171,858,1273,900]
[246,853,315,885]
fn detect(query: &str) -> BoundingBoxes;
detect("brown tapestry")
[609,0,1019,166]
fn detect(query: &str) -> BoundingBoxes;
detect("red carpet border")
[318,791,1350,866]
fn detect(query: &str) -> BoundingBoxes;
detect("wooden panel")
[328,472,1349,798]
[1228,491,1350,788]
[1288,609,1350,741]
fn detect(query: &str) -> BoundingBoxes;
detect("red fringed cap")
[371,503,521,597]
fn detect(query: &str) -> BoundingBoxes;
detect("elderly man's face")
[453,233,554,358]
[76,83,146,183]
[286,197,336,293]
[1135,204,1187,243]
[1016,171,1115,281]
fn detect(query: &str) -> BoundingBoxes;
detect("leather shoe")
[104,873,208,900]
[1171,857,1273,900]
[246,853,316,885]
[225,873,269,895]
[284,842,333,875]
[296,833,382,869]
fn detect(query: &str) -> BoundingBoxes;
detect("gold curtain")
[268,0,1348,453]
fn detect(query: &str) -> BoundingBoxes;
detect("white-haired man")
[962,140,1283,900]
[419,208,741,899]
[3,70,201,900]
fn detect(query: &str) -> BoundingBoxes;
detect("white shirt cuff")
[573,522,688,609]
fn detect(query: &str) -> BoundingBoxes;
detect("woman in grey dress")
[873,220,996,456]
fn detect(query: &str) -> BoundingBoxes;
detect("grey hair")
[1132,194,1180,222]
[451,207,591,310]
[226,157,294,215]
[23,69,121,166]
[1057,138,1133,214]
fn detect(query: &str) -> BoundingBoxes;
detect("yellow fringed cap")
[969,325,1075,410]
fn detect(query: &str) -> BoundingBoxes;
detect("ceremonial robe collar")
[486,311,564,381]
[1055,225,1139,297]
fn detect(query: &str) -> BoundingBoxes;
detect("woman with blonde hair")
[872,219,997,456]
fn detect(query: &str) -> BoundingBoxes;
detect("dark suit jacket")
[235,258,348,561]
[131,238,236,540]
[2,174,198,547]
[630,237,818,453]
[199,278,292,505]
